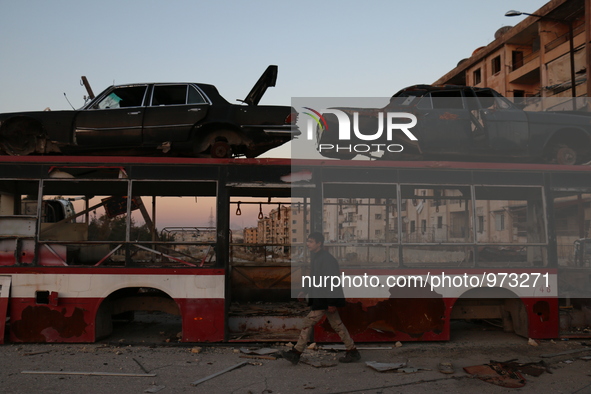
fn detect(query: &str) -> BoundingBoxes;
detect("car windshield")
[98,93,122,109]
[475,90,514,110]
[389,91,426,106]
[92,86,147,109]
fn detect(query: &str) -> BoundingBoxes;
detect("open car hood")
[242,65,278,106]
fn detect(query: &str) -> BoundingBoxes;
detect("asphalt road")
[2,319,591,393]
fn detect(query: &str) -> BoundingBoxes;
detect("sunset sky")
[4,0,550,228]
[1,0,549,156]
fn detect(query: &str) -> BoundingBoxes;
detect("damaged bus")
[0,156,589,343]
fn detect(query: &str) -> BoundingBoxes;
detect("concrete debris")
[490,359,549,377]
[438,362,454,374]
[395,341,403,348]
[239,347,278,356]
[365,361,407,372]
[239,355,277,360]
[396,367,430,373]
[301,359,337,368]
[307,343,317,350]
[464,363,525,388]
[191,347,203,354]
[528,338,539,346]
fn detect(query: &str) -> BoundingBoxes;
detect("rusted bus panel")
[0,239,37,266]
[228,315,302,341]
[38,244,67,266]
[178,298,225,342]
[314,295,558,343]
[0,276,11,344]
[10,299,96,343]
[0,240,71,267]
[7,269,226,343]
[0,240,18,266]
[523,298,559,338]
[9,297,226,343]
[314,297,449,343]
[0,217,36,237]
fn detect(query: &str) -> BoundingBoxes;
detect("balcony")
[544,23,584,52]
[509,52,541,84]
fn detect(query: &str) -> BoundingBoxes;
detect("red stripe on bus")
[0,267,224,275]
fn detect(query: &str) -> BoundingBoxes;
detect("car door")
[475,90,529,153]
[413,90,473,155]
[74,85,147,147]
[142,84,209,144]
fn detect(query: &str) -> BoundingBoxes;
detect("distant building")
[323,196,525,245]
[290,203,308,244]
[429,0,590,266]
[243,227,258,244]
[434,0,590,108]
[161,227,216,242]
[242,204,308,248]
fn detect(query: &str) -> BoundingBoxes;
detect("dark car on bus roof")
[0,65,299,158]
[317,84,591,165]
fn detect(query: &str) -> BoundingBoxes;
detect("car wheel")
[551,144,577,165]
[0,120,40,156]
[210,141,232,158]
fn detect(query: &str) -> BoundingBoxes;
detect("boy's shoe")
[339,348,361,363]
[281,349,302,365]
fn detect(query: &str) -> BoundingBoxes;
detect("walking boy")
[282,232,360,364]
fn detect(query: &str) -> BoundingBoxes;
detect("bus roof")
[1,156,591,173]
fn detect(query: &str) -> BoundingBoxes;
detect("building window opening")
[473,68,482,85]
[512,51,524,71]
[491,55,501,75]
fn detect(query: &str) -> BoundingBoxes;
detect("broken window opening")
[322,183,399,268]
[491,55,502,75]
[95,86,147,109]
[475,186,547,267]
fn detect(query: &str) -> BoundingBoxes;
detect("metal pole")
[568,21,577,110]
